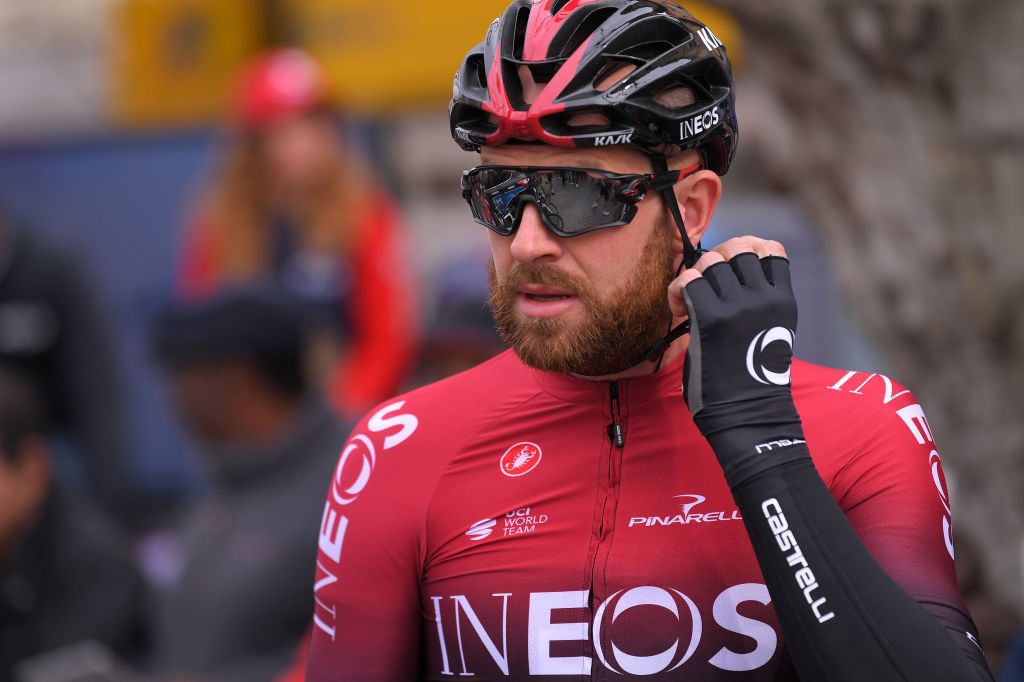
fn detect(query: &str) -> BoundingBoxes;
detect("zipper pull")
[607,381,625,447]
[608,422,625,448]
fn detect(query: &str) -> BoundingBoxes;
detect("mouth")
[517,284,575,300]
[524,293,572,302]
[515,285,579,318]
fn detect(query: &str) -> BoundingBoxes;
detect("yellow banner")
[110,0,262,127]
[289,0,742,113]
[109,0,742,124]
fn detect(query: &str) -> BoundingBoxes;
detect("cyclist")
[307,1,993,679]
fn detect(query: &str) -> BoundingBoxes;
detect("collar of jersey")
[529,352,686,406]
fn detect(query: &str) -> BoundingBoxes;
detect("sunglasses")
[461,164,698,237]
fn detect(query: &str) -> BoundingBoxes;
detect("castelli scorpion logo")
[499,442,543,478]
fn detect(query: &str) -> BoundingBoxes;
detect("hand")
[668,236,788,320]
[672,237,808,487]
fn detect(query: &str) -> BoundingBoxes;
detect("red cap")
[234,49,331,129]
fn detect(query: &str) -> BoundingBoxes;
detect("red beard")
[488,223,675,376]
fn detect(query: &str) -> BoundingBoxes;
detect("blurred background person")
[407,250,504,388]
[177,49,418,419]
[0,363,146,677]
[0,208,130,516]
[147,286,350,682]
[955,529,1024,675]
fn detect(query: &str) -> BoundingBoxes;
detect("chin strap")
[629,156,704,369]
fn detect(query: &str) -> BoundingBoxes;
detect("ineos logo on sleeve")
[330,402,419,507]
[367,401,419,449]
[745,327,794,386]
[332,434,376,506]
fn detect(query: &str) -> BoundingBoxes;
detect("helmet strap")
[635,156,704,369]
[650,155,701,269]
[568,155,704,376]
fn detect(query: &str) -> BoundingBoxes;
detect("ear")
[669,167,721,257]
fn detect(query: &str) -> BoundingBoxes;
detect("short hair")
[151,285,309,399]
[0,364,49,463]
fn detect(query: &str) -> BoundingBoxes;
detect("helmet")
[449,0,738,175]
[234,49,331,129]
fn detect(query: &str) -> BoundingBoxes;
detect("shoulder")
[337,350,536,479]
[378,350,533,425]
[792,358,922,428]
[791,359,938,478]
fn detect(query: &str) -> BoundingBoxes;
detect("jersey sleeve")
[824,382,963,619]
[721,372,993,681]
[306,398,430,681]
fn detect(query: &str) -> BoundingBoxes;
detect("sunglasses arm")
[650,156,701,269]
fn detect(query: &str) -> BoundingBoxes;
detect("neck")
[571,316,690,382]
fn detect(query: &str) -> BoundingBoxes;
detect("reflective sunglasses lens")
[466,167,638,236]
[533,170,629,235]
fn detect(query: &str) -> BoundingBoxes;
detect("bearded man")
[306,1,993,680]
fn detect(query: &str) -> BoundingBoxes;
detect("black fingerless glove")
[682,254,809,488]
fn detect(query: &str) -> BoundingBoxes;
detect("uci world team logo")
[746,327,794,386]
[500,442,542,477]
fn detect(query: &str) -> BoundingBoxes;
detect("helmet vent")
[652,86,696,110]
[466,53,488,90]
[594,61,637,91]
[511,6,531,60]
[557,7,618,59]
[550,0,573,15]
[617,40,675,62]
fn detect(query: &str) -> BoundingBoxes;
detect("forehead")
[479,144,653,173]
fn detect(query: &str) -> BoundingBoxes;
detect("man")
[149,287,350,681]
[307,1,992,680]
[0,365,146,676]
[0,210,129,514]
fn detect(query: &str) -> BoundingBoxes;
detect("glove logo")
[745,327,794,386]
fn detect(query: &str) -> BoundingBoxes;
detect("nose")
[509,202,563,266]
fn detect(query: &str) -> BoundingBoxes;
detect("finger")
[761,255,792,290]
[729,252,768,289]
[691,249,725,274]
[753,239,787,260]
[668,269,700,317]
[681,276,718,321]
[702,260,743,299]
[712,235,760,262]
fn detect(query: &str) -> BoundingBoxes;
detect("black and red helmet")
[449,0,738,175]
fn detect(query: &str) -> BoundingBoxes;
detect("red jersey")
[307,350,963,680]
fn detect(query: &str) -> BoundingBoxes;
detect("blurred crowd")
[0,47,1020,682]
[0,49,502,682]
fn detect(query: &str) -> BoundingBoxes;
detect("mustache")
[499,265,588,298]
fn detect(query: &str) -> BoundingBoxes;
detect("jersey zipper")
[585,381,626,677]
[607,381,625,448]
